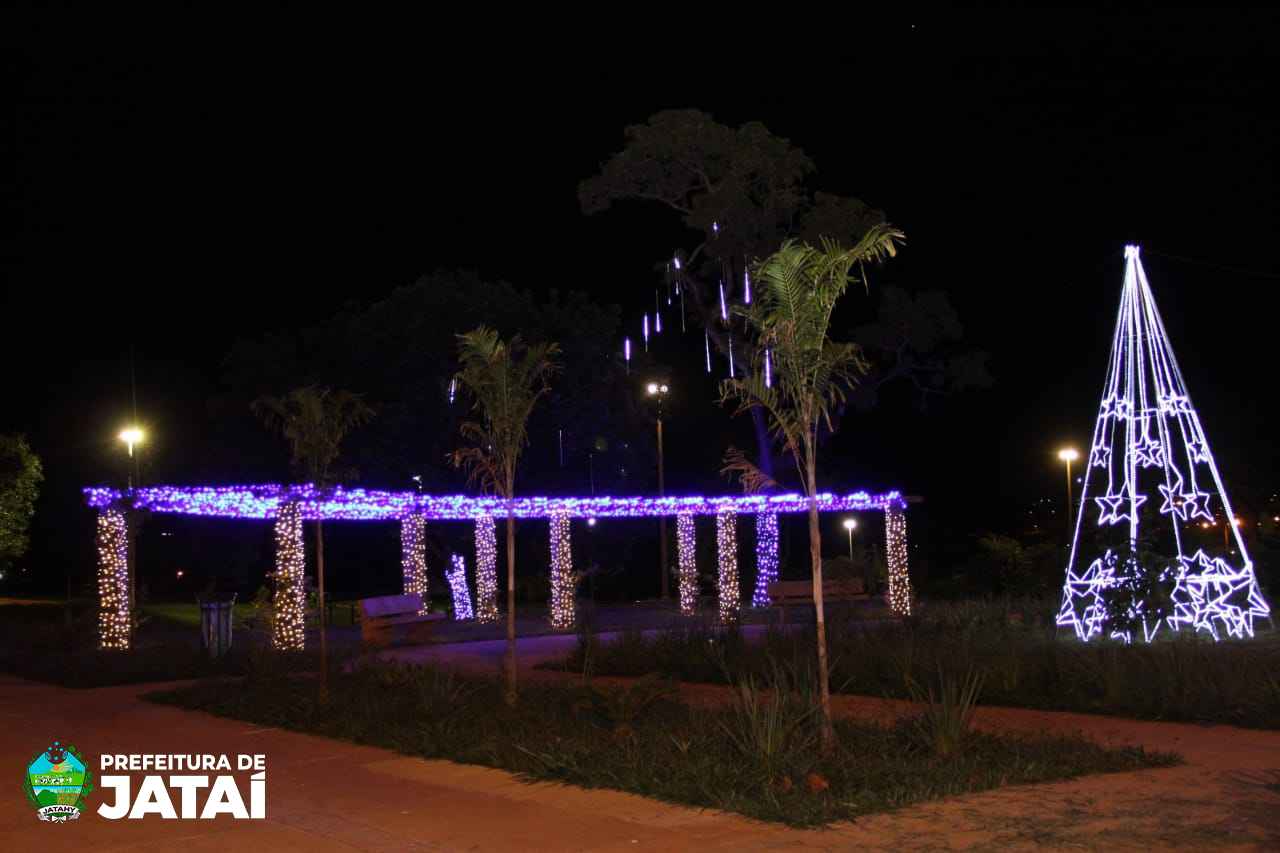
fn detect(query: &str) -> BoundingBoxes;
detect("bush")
[149,662,1177,827]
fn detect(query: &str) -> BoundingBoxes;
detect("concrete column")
[548,510,576,628]
[96,505,132,650]
[400,514,428,613]
[752,513,779,608]
[272,500,306,650]
[886,504,912,615]
[716,507,739,622]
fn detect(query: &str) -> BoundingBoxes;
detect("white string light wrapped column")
[400,513,429,614]
[676,512,697,614]
[549,510,576,628]
[96,506,131,650]
[716,507,739,621]
[447,553,474,620]
[473,515,499,622]
[752,513,779,608]
[272,500,306,650]
[886,504,912,615]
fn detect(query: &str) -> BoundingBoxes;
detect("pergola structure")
[85,485,915,650]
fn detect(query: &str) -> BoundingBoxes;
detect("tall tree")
[580,110,883,475]
[581,109,984,475]
[252,387,373,683]
[720,229,902,751]
[450,326,560,708]
[0,433,43,570]
[215,272,646,498]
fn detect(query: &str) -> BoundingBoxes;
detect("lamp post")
[1057,448,1079,539]
[118,426,145,635]
[647,382,670,599]
[119,427,144,490]
[843,517,857,561]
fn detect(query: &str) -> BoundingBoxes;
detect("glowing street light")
[647,381,671,598]
[1057,447,1079,539]
[843,517,857,560]
[119,427,144,491]
[119,427,143,457]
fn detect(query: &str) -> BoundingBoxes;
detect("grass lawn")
[568,598,1280,729]
[147,659,1178,827]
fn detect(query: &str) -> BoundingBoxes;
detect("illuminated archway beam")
[84,486,909,521]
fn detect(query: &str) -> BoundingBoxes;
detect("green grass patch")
[566,599,1280,729]
[147,660,1177,827]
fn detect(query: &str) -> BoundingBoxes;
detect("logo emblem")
[24,742,93,823]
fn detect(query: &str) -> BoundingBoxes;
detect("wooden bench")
[357,593,444,647]
[766,578,869,623]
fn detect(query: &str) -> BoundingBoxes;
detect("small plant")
[903,665,985,757]
[717,653,820,777]
[990,645,1022,694]
[567,673,676,736]
[240,647,302,684]
[719,674,817,776]
[407,665,480,710]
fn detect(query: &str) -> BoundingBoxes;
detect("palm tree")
[720,227,902,751]
[252,386,373,679]
[450,326,560,708]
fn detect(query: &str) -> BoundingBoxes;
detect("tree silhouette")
[450,326,560,708]
[720,229,902,752]
[252,386,373,686]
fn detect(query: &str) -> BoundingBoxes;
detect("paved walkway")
[2,634,1279,850]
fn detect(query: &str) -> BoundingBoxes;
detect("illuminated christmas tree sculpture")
[1058,246,1271,642]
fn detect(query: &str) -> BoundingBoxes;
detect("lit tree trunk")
[806,434,834,752]
[316,518,328,697]
[505,491,517,709]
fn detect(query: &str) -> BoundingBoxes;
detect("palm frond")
[719,447,780,495]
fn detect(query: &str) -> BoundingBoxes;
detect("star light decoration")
[473,515,499,622]
[676,512,698,614]
[548,510,576,628]
[1057,246,1270,642]
[447,554,474,621]
[96,507,131,650]
[400,514,429,615]
[716,507,740,621]
[752,513,779,608]
[272,500,306,651]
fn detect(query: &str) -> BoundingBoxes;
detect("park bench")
[357,593,444,647]
[766,578,869,624]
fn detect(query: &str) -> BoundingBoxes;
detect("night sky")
[6,8,1280,586]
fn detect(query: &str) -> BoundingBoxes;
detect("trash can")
[196,592,237,656]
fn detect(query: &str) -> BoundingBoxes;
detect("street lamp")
[647,381,670,599]
[843,518,857,560]
[119,427,143,457]
[119,427,144,489]
[1057,448,1079,539]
